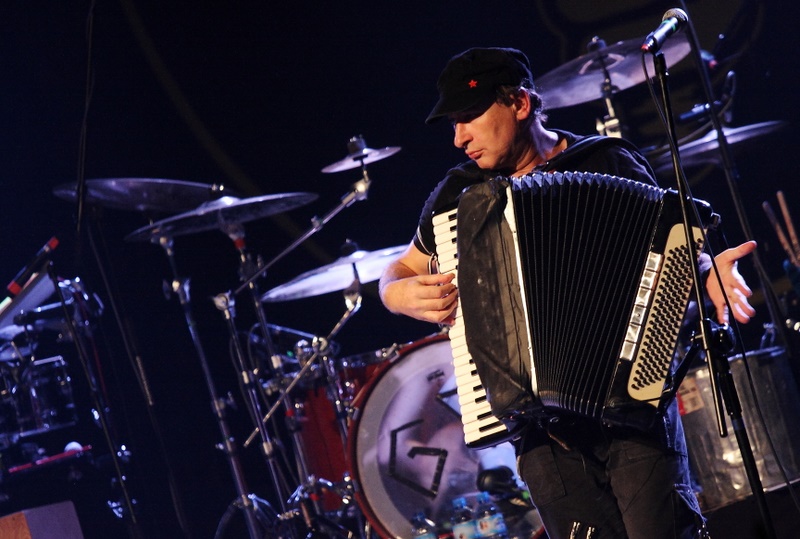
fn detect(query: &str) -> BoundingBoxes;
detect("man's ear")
[513,90,532,120]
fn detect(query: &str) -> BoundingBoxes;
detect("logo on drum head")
[426,368,445,383]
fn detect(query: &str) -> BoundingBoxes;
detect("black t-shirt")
[413,130,657,257]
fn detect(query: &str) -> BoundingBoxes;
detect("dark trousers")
[516,407,706,539]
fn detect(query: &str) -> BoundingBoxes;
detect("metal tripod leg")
[157,236,267,538]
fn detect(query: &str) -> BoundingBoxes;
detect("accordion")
[434,171,713,447]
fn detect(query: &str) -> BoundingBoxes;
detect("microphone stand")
[677,0,792,355]
[46,262,141,534]
[649,50,776,539]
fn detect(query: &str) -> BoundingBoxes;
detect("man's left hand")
[706,240,757,325]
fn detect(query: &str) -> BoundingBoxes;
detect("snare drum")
[347,335,523,538]
[14,355,77,438]
[678,346,800,511]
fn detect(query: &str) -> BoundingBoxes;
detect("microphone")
[477,466,519,496]
[677,70,736,123]
[6,237,59,297]
[641,8,689,53]
[678,101,724,123]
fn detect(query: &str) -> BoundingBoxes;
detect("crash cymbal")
[53,178,239,214]
[537,34,690,109]
[650,120,787,171]
[321,135,401,173]
[261,245,406,302]
[125,192,318,241]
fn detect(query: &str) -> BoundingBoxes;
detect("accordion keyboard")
[433,209,516,449]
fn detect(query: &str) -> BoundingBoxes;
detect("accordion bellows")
[452,171,711,435]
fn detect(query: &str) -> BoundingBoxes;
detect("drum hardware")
[132,234,274,539]
[648,120,787,173]
[124,192,318,242]
[535,32,690,110]
[321,135,401,174]
[231,147,377,299]
[581,36,624,138]
[287,477,357,538]
[124,169,380,536]
[213,230,317,523]
[261,243,406,303]
[240,258,363,448]
[52,177,240,214]
[14,262,140,524]
[122,137,394,536]
[216,278,362,537]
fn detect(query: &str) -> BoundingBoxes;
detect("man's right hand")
[380,272,459,324]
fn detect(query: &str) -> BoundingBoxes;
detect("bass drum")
[347,335,524,538]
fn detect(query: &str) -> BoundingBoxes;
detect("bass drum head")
[347,335,521,538]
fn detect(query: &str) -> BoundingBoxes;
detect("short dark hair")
[496,82,548,126]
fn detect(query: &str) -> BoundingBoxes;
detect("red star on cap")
[468,79,478,88]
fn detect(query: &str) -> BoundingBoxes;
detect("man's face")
[449,99,523,172]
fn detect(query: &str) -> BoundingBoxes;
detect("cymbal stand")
[218,272,361,538]
[214,163,374,536]
[587,36,623,138]
[218,223,307,510]
[649,49,776,538]
[233,167,372,297]
[155,235,269,539]
[240,270,361,447]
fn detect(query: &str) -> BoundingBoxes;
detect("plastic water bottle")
[410,511,437,539]
[450,497,477,539]
[474,491,508,538]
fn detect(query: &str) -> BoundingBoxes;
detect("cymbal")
[650,120,787,171]
[261,245,406,302]
[536,34,690,109]
[53,178,240,213]
[321,147,401,173]
[322,135,401,173]
[125,192,318,241]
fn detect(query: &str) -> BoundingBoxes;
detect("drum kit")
[4,30,788,539]
[0,255,107,504]
[42,136,541,538]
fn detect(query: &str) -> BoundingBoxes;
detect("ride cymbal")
[125,192,318,241]
[261,245,406,302]
[536,34,690,109]
[53,178,239,214]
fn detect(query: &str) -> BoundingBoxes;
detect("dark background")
[1,1,799,537]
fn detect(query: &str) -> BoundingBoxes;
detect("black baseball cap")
[425,47,533,124]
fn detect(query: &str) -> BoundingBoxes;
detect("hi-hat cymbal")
[125,192,318,241]
[53,178,239,214]
[261,245,406,302]
[537,34,690,109]
[322,135,401,173]
[650,120,787,172]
